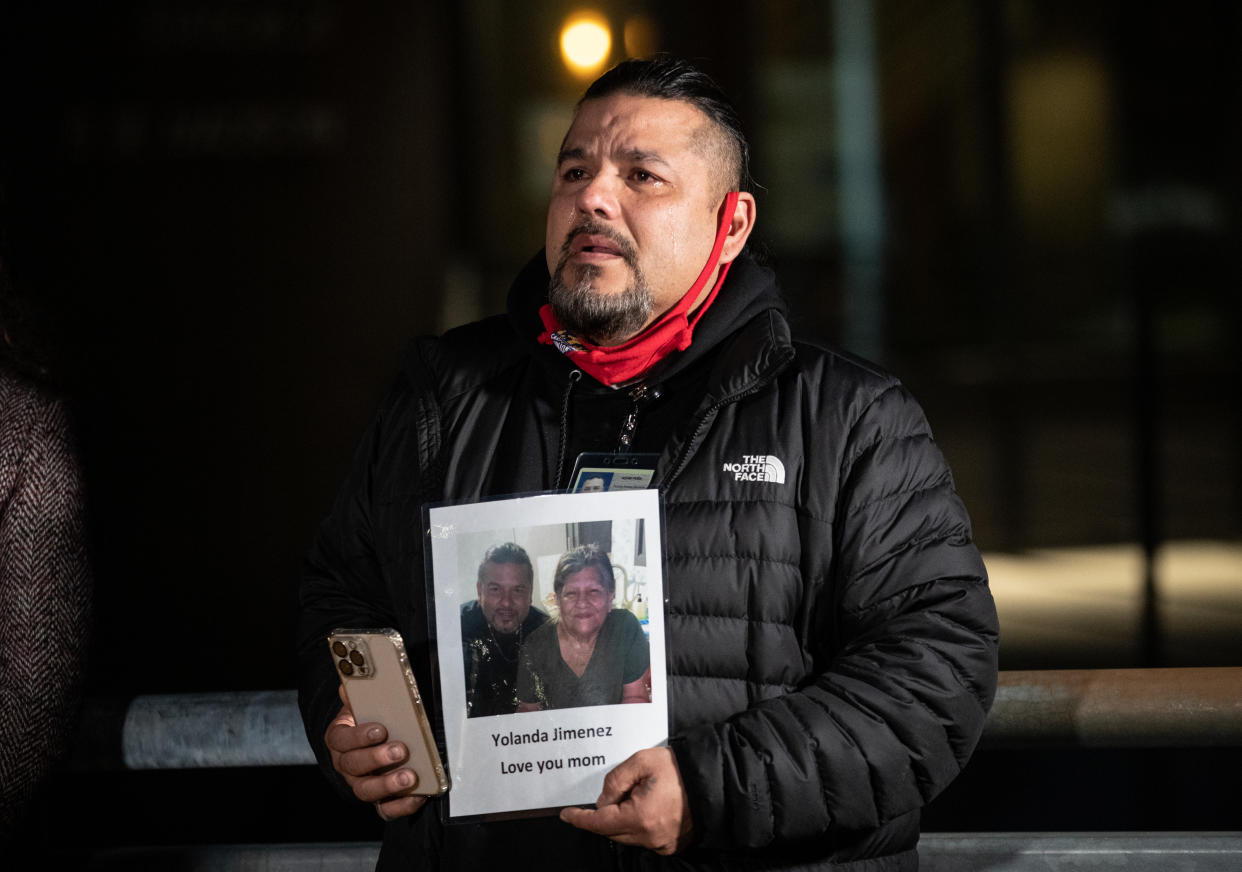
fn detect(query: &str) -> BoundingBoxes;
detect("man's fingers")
[352,765,420,803]
[375,793,427,822]
[563,748,692,855]
[559,804,651,850]
[325,718,387,754]
[323,698,418,814]
[328,689,358,731]
[560,803,630,837]
[595,753,643,807]
[324,689,426,824]
[336,740,408,778]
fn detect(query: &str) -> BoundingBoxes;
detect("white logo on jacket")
[722,454,786,483]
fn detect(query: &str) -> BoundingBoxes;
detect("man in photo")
[577,474,608,492]
[299,56,998,870]
[460,542,548,717]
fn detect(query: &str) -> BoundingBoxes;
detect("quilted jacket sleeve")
[671,378,999,849]
[295,379,415,798]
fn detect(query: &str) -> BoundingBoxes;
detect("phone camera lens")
[349,650,365,667]
[338,659,354,676]
[331,641,348,657]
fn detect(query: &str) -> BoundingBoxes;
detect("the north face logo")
[722,454,786,483]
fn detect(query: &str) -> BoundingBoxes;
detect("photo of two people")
[460,533,652,719]
[430,490,667,818]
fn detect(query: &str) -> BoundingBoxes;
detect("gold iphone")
[328,628,450,796]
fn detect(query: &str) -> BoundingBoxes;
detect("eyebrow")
[556,146,584,166]
[622,148,670,168]
[556,145,672,169]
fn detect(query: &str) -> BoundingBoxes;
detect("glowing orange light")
[560,13,611,76]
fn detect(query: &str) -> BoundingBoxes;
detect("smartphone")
[328,628,450,796]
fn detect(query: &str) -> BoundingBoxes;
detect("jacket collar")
[507,248,793,399]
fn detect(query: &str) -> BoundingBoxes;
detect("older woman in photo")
[516,544,649,711]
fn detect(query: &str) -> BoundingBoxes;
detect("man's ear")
[717,192,756,265]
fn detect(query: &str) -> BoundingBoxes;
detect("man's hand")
[324,686,426,821]
[560,747,693,855]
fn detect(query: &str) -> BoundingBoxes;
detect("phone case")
[328,628,450,796]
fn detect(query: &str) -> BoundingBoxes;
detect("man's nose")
[575,171,619,219]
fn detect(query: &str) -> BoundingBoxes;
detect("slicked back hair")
[580,56,754,196]
[478,542,534,586]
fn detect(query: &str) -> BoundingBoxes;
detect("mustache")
[558,221,638,267]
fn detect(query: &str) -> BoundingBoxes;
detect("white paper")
[429,489,667,818]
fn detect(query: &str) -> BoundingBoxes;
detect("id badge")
[567,452,659,493]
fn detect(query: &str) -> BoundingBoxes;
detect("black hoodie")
[483,248,790,495]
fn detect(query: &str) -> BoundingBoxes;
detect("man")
[460,542,547,717]
[298,57,998,870]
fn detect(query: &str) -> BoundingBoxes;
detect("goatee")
[548,224,653,346]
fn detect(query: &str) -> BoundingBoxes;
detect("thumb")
[332,684,356,727]
[596,752,645,807]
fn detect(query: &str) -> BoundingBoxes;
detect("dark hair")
[581,56,754,195]
[478,542,534,584]
[552,544,616,597]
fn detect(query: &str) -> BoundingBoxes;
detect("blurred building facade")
[1,0,1238,856]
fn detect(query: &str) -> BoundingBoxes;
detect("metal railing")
[919,832,1242,871]
[984,666,1242,748]
[81,834,1242,872]
[75,667,1242,771]
[73,667,1242,871]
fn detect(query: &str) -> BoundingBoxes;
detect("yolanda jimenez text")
[491,724,615,747]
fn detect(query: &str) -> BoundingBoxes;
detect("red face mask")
[538,191,739,386]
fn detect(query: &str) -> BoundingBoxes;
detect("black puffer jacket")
[297,252,999,870]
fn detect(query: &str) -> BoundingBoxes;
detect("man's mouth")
[561,224,636,266]
[573,235,623,258]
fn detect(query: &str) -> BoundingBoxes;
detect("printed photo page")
[428,489,667,819]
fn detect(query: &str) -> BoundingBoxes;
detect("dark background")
[2,0,1238,860]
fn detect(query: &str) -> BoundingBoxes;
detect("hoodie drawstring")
[554,369,582,488]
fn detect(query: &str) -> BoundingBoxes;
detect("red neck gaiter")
[538,191,739,386]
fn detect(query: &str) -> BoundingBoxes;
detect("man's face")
[476,561,533,635]
[545,94,729,346]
